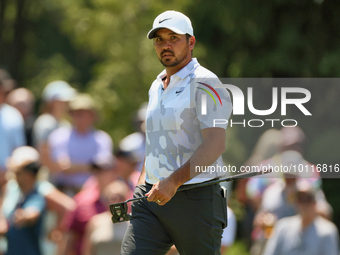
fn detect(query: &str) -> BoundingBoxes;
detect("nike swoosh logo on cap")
[159,18,171,23]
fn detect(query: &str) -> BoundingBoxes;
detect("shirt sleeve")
[33,115,59,147]
[11,113,25,149]
[93,131,113,162]
[320,228,339,255]
[23,193,46,213]
[36,181,55,196]
[36,126,55,146]
[194,78,232,130]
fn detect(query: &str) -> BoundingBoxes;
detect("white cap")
[7,146,40,171]
[147,10,194,39]
[91,153,116,170]
[119,132,145,163]
[134,102,148,122]
[42,80,77,102]
[69,93,95,111]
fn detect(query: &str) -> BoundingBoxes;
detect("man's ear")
[189,36,196,50]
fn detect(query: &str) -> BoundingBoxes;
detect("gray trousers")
[121,183,227,255]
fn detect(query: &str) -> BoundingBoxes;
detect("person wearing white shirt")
[121,10,232,255]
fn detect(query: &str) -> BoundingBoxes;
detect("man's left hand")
[145,177,179,206]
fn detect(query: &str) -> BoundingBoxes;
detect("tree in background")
[1,0,340,235]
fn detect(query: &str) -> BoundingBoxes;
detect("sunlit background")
[1,0,340,254]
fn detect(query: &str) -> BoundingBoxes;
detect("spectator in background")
[0,148,75,255]
[82,180,130,255]
[247,127,320,211]
[7,88,36,146]
[1,173,75,255]
[116,133,146,195]
[0,75,25,188]
[250,127,329,218]
[33,80,76,176]
[132,102,147,134]
[128,102,147,172]
[221,206,237,254]
[0,147,45,255]
[239,129,282,211]
[263,179,339,255]
[61,154,117,255]
[236,129,282,249]
[48,93,113,195]
[0,69,16,96]
[249,126,332,255]
[251,171,331,255]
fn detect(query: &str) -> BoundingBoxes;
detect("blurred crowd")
[0,68,338,255]
[0,69,146,255]
[236,127,339,255]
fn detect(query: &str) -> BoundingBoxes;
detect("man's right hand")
[145,176,180,206]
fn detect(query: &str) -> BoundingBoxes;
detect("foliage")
[0,0,193,142]
[226,241,249,255]
[1,0,340,232]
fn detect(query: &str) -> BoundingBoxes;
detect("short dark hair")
[23,162,41,176]
[116,150,137,164]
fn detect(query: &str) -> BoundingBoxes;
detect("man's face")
[284,174,297,188]
[94,168,118,186]
[70,109,95,132]
[52,100,69,114]
[153,28,195,68]
[14,168,32,190]
[296,192,316,215]
[116,156,137,177]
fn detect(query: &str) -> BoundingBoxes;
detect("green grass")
[223,241,249,255]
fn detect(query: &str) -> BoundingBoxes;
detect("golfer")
[121,10,232,255]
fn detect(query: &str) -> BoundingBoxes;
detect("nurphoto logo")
[197,82,223,115]
[197,79,312,128]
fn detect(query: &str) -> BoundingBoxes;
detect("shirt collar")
[156,58,200,82]
[72,127,95,136]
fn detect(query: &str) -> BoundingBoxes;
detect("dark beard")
[159,48,188,67]
[160,54,187,67]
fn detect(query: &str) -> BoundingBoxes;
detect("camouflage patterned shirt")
[145,58,232,184]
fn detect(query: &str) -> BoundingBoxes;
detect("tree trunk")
[9,0,25,80]
[0,0,7,63]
